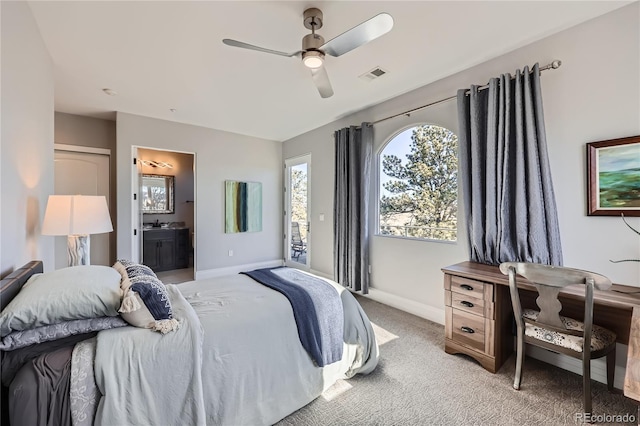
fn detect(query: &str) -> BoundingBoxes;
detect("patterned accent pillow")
[115,260,178,333]
[113,259,156,293]
[129,275,173,320]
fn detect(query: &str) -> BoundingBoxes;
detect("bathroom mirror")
[141,174,175,214]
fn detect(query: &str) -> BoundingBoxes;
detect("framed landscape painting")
[587,135,640,216]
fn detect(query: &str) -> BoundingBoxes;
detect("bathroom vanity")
[142,227,189,272]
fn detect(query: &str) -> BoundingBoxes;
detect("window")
[378,124,458,241]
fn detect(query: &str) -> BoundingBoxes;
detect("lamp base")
[67,235,90,266]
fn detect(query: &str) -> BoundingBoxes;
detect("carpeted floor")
[277,296,638,426]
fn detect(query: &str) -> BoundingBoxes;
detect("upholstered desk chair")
[499,262,617,416]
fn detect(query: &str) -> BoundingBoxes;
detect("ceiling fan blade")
[310,66,334,98]
[222,39,301,57]
[320,13,393,57]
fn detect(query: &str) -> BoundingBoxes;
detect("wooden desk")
[442,261,640,399]
[625,307,640,401]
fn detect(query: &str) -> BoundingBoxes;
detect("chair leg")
[513,332,524,390]
[583,356,592,417]
[606,346,616,392]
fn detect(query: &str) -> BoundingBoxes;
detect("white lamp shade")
[42,195,113,236]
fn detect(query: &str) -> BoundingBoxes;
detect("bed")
[0,260,378,426]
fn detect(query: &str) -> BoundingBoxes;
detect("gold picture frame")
[587,135,640,216]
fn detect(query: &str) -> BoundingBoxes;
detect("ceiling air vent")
[359,66,388,82]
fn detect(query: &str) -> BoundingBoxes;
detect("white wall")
[0,1,55,276]
[55,112,116,150]
[283,3,640,322]
[116,112,282,275]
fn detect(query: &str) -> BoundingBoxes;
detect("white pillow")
[0,265,122,337]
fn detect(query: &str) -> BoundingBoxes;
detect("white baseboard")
[364,288,446,325]
[305,273,446,325]
[195,259,283,280]
[309,268,333,280]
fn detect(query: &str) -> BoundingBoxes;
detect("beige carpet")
[277,296,638,426]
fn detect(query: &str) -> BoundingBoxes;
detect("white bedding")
[179,271,378,425]
[83,270,378,426]
[93,284,205,426]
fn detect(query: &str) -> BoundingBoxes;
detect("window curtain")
[456,63,563,266]
[333,123,372,293]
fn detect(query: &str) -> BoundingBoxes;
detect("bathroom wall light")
[139,159,173,168]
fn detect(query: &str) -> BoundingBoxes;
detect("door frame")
[284,154,311,269]
[131,146,197,276]
[54,143,113,266]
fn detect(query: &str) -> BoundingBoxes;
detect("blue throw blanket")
[241,267,344,367]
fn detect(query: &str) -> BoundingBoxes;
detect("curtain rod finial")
[551,60,561,69]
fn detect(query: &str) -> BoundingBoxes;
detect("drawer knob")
[460,284,474,291]
[460,326,475,334]
[460,300,474,308]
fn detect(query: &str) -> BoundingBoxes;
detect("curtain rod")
[364,60,562,127]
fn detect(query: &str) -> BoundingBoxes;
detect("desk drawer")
[451,292,486,317]
[450,276,491,301]
[451,309,485,352]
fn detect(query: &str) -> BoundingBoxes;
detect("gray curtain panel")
[333,123,373,293]
[457,63,563,266]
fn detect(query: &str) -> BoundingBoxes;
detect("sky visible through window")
[379,128,413,197]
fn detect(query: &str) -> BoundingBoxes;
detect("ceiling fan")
[222,8,393,98]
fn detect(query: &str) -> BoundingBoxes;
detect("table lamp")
[42,195,113,266]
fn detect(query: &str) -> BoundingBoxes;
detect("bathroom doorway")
[135,147,196,283]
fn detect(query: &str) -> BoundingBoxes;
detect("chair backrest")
[499,262,611,338]
[291,222,302,243]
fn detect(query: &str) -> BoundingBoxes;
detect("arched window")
[378,124,458,242]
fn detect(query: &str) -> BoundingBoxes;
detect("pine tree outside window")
[378,124,458,242]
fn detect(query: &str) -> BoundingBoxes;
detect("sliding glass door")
[285,155,310,269]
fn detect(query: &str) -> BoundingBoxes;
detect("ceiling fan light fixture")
[222,8,394,98]
[302,51,324,69]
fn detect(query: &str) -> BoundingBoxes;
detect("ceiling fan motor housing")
[302,33,324,51]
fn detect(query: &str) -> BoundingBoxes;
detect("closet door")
[54,149,110,269]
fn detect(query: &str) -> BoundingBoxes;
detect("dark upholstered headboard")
[0,261,43,311]
[0,260,44,426]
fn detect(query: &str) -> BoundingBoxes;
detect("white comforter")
[179,272,378,425]
[93,284,205,426]
[86,270,378,426]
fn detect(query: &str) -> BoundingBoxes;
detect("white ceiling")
[28,1,632,142]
